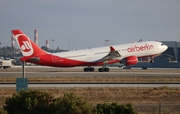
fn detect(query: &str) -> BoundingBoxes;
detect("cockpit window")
[161,43,165,46]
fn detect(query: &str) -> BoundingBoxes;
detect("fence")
[135,103,180,114]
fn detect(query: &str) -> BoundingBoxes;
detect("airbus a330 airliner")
[12,30,168,72]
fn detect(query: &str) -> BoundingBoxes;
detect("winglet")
[96,46,121,62]
[110,46,116,51]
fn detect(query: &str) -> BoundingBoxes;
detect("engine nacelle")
[120,56,138,66]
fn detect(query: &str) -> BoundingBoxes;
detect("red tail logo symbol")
[14,34,34,56]
[20,41,31,52]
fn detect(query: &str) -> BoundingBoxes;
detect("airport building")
[162,41,180,62]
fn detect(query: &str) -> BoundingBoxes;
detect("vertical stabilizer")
[12,30,47,57]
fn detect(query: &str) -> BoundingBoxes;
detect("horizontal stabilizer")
[20,57,40,63]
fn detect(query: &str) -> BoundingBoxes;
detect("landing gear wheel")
[83,67,95,72]
[3,66,7,69]
[104,68,109,72]
[98,68,104,72]
[84,68,89,72]
[89,68,95,72]
[98,68,110,72]
[150,60,154,63]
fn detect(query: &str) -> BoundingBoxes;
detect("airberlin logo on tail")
[21,41,31,52]
[13,34,34,56]
[127,44,154,52]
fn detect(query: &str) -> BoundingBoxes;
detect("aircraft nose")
[164,44,168,51]
[159,43,168,52]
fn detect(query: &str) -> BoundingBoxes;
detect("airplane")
[12,30,168,72]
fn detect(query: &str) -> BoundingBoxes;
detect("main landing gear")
[98,68,109,72]
[83,67,95,72]
[83,67,110,72]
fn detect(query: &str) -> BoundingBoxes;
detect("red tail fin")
[12,30,47,57]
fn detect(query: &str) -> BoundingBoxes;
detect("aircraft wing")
[97,46,121,62]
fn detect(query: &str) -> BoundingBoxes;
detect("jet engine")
[120,56,138,65]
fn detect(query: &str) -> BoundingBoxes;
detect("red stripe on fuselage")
[21,54,120,67]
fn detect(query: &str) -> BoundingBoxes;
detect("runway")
[0,67,180,77]
[0,67,180,88]
[0,71,180,77]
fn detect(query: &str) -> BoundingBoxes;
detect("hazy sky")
[0,0,180,50]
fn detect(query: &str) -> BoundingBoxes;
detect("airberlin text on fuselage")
[127,44,154,52]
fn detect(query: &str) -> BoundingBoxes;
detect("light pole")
[105,39,110,46]
[51,39,55,53]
